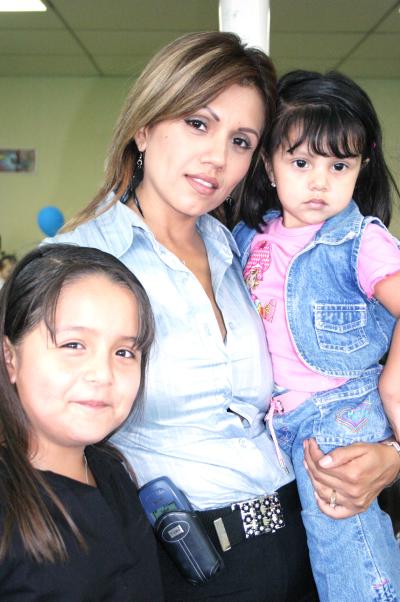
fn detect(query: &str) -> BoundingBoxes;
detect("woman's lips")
[186,174,219,195]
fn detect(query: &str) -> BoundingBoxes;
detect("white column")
[219,0,270,54]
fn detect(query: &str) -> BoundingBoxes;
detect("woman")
[46,32,400,601]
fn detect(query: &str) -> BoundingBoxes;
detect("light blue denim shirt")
[46,194,294,508]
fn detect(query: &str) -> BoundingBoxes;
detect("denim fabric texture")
[45,194,295,509]
[233,202,400,601]
[273,370,400,601]
[233,201,397,378]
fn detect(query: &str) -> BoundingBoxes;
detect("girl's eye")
[116,348,136,359]
[294,159,308,168]
[333,162,347,172]
[233,136,251,150]
[60,341,83,350]
[185,118,206,131]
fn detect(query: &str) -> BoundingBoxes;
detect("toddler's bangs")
[272,104,367,159]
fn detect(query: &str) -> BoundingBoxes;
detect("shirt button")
[228,322,234,329]
[239,439,248,448]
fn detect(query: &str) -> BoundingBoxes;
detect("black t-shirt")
[0,446,164,601]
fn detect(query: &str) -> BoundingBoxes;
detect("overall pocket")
[314,303,368,353]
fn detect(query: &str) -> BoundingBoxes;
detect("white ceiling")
[0,0,399,78]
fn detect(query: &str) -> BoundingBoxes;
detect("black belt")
[196,480,301,552]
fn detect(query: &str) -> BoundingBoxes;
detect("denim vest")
[233,201,397,378]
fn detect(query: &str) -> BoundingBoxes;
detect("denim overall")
[234,201,400,602]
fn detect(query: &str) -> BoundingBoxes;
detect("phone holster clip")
[155,510,224,585]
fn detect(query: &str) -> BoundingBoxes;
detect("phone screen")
[152,501,179,521]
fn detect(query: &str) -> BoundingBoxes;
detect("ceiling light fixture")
[0,0,46,11]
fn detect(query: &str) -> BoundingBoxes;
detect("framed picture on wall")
[0,149,35,173]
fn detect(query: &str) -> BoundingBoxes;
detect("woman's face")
[135,83,265,219]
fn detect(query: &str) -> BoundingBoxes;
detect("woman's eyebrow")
[204,106,260,138]
[204,105,220,121]
[239,126,261,139]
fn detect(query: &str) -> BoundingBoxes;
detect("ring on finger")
[329,489,337,509]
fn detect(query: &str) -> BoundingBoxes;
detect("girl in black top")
[0,244,163,601]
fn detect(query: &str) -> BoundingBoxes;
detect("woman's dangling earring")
[119,150,144,205]
[131,150,144,189]
[223,195,235,229]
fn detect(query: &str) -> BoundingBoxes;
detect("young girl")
[234,70,400,602]
[0,244,163,600]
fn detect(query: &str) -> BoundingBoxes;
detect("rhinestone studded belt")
[212,491,285,552]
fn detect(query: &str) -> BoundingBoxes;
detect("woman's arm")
[303,438,400,518]
[379,321,400,441]
[375,272,400,441]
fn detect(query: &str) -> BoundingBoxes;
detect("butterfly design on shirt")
[244,240,276,322]
[254,298,276,322]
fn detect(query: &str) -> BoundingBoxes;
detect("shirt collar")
[94,192,240,259]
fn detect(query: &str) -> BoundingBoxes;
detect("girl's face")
[267,135,363,228]
[134,83,265,220]
[5,273,142,462]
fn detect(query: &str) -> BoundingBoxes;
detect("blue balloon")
[37,206,65,237]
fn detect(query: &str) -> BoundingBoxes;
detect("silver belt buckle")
[213,517,232,552]
[232,492,285,539]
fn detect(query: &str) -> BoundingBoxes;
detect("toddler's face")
[266,131,362,228]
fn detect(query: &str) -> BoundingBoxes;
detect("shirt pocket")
[314,303,368,353]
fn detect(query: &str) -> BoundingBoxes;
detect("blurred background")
[0,0,399,255]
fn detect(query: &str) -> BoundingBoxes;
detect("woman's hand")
[303,438,400,519]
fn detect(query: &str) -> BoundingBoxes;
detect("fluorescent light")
[0,0,46,11]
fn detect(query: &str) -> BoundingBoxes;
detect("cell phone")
[138,476,224,585]
[138,476,192,526]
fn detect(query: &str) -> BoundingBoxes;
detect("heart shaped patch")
[335,401,371,433]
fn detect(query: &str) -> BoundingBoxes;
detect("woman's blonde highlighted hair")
[65,31,277,230]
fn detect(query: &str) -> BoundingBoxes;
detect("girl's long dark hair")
[241,70,400,229]
[0,244,154,563]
